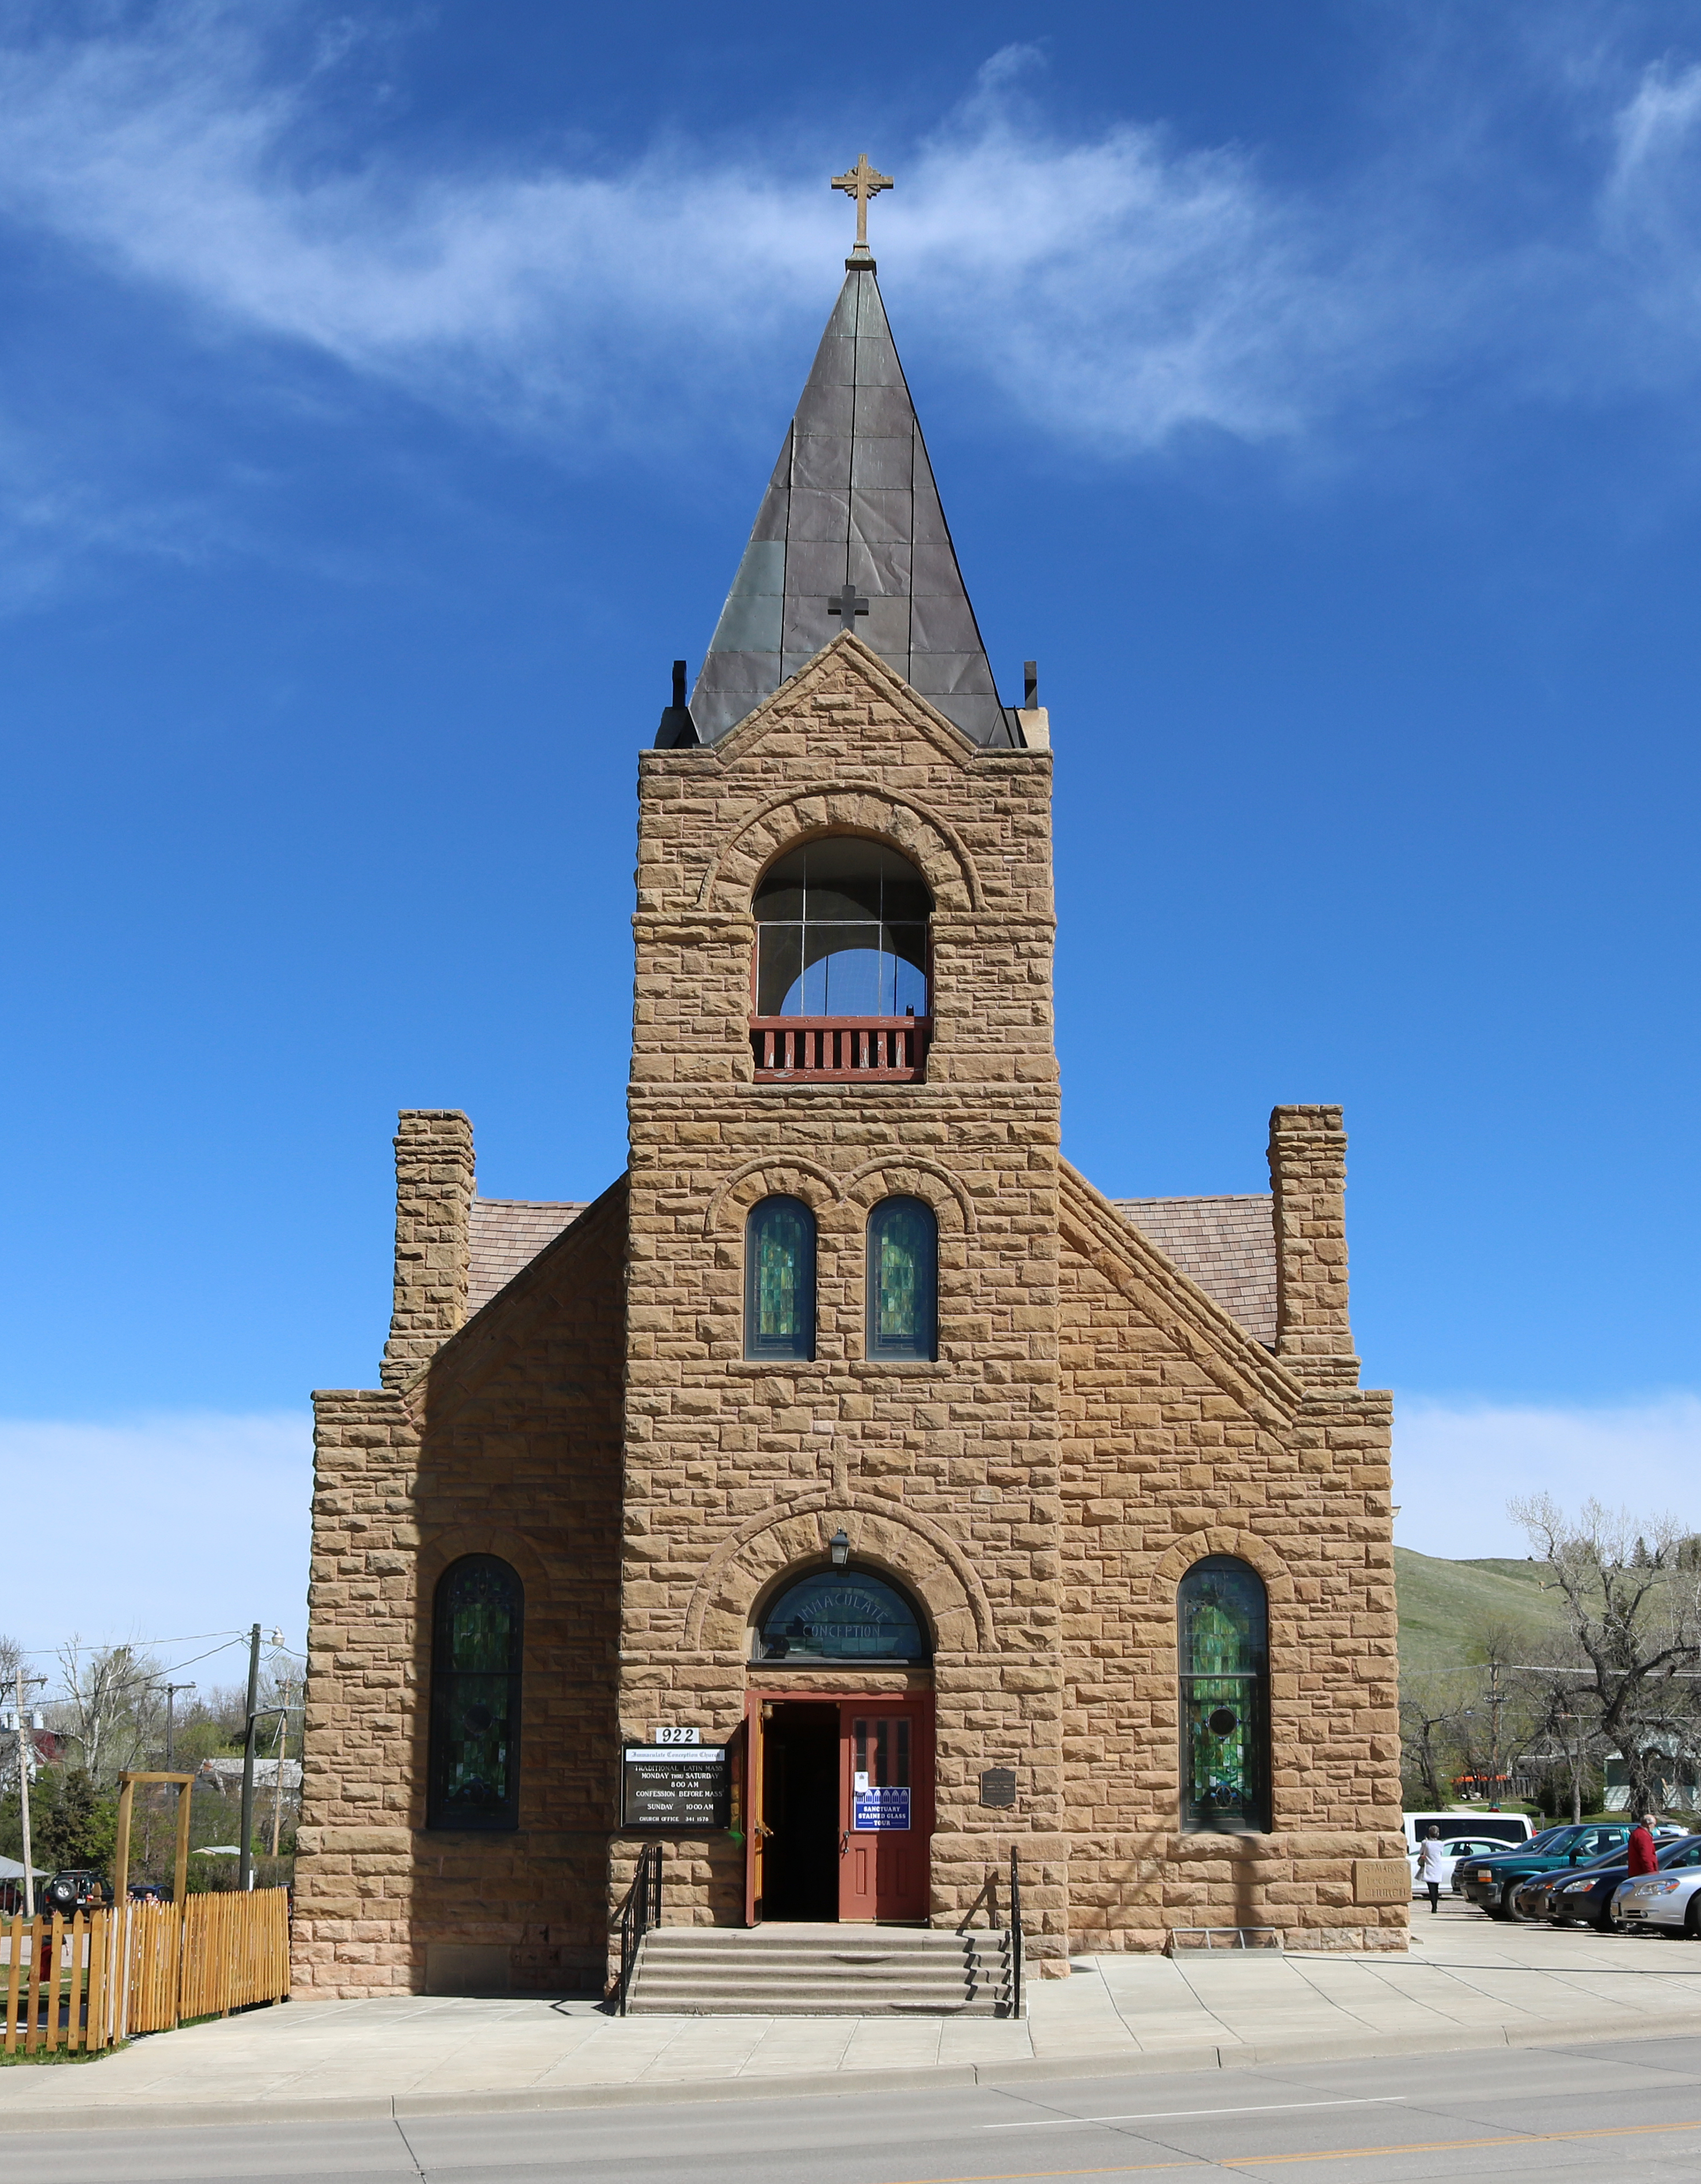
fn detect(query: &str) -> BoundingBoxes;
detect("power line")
[17,1629,250,1656]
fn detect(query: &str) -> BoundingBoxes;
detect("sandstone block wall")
[1055,1162,1404,1950]
[293,1174,628,1997]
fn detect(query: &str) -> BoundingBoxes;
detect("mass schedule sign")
[622,1746,730,1829]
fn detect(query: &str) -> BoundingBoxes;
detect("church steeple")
[688,181,1015,748]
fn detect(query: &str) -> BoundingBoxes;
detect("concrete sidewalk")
[6,1902,1701,2132]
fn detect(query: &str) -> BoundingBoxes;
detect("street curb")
[5,2007,1701,2134]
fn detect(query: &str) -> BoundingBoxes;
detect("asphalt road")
[13,2034,1701,2184]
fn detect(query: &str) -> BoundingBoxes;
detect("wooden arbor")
[111,1770,193,1908]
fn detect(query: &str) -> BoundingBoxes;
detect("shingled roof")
[1114,1195,1277,1344]
[467,1198,588,1315]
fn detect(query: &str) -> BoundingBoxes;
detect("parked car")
[1512,1829,1701,1931]
[41,1869,113,1914]
[1406,1834,1524,1899]
[127,1881,170,1903]
[1402,1809,1535,1853]
[1614,1838,1701,1936]
[1515,1834,1691,1928]
[1457,1823,1632,1918]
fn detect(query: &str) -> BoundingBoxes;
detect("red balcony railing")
[750,1016,931,1082]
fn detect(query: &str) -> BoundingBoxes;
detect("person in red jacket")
[1626,1813,1660,1876]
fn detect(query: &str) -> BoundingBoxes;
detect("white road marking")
[983,2098,1410,2130]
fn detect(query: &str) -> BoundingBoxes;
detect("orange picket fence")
[1,1889,290,2056]
[179,1889,291,2019]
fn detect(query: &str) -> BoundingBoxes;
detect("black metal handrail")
[1009,1845,1024,2019]
[613,1842,663,2016]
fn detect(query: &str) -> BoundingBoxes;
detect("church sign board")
[622,1746,730,1830]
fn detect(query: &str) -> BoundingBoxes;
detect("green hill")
[1395,1546,1571,1673]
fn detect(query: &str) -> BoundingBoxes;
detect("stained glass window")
[745,1196,816,1360]
[428,1555,522,1832]
[756,1569,929,1661]
[753,839,931,1018]
[867,1196,937,1360]
[1178,1556,1270,1834]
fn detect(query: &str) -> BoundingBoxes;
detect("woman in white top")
[1416,1825,1449,1913]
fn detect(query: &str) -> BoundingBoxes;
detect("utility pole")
[237,1624,261,1893]
[163,1683,196,1770]
[12,1667,47,1921]
[1489,1661,1502,1808]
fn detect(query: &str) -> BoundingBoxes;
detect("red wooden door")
[743,1696,766,1926]
[837,1700,932,1921]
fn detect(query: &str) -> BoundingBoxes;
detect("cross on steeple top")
[827,581,870,631]
[831,153,893,256]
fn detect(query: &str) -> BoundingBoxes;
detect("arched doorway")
[745,1564,934,1925]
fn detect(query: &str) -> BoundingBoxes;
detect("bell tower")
[613,208,1068,1956]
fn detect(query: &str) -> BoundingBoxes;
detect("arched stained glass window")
[1178,1556,1270,1835]
[745,1196,816,1360]
[755,1568,930,1662]
[867,1196,937,1360]
[428,1555,522,1832]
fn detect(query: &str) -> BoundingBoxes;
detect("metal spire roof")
[688,260,1015,746]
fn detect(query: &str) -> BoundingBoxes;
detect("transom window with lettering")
[755,1569,929,1662]
[753,839,931,1018]
[1178,1556,1270,1835]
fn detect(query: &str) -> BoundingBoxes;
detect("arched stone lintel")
[841,1157,977,1237]
[704,1155,974,1242]
[416,1526,550,1599]
[704,1158,844,1237]
[681,1494,996,1654]
[1146,1528,1296,1607]
[694,784,983,913]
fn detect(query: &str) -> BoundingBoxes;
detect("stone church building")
[293,226,1406,2001]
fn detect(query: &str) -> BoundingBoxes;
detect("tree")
[32,1768,117,1874]
[49,1641,163,1784]
[1509,1495,1701,1819]
[1400,1672,1471,1807]
[0,1633,25,1799]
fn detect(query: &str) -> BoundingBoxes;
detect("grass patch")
[1396,1546,1569,1672]
[0,2041,124,2065]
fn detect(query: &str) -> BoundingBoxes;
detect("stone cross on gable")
[831,153,893,254]
[827,581,869,634]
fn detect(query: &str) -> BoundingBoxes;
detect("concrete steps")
[626,1924,1016,2016]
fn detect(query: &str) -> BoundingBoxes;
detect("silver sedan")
[1612,1861,1701,1936]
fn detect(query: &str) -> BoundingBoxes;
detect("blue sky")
[3,0,1700,1664]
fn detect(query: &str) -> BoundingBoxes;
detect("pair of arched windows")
[745,1195,937,1362]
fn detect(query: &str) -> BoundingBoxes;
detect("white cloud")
[0,1412,310,1666]
[0,9,1698,541]
[0,16,1387,454]
[1393,1394,1701,1559]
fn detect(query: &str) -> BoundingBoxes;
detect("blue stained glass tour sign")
[852,1785,911,1831]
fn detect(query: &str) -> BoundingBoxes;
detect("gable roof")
[690,261,1015,748]
[468,1197,588,1314]
[1113,1196,1277,1344]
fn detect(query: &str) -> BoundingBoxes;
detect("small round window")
[755,1569,929,1663]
